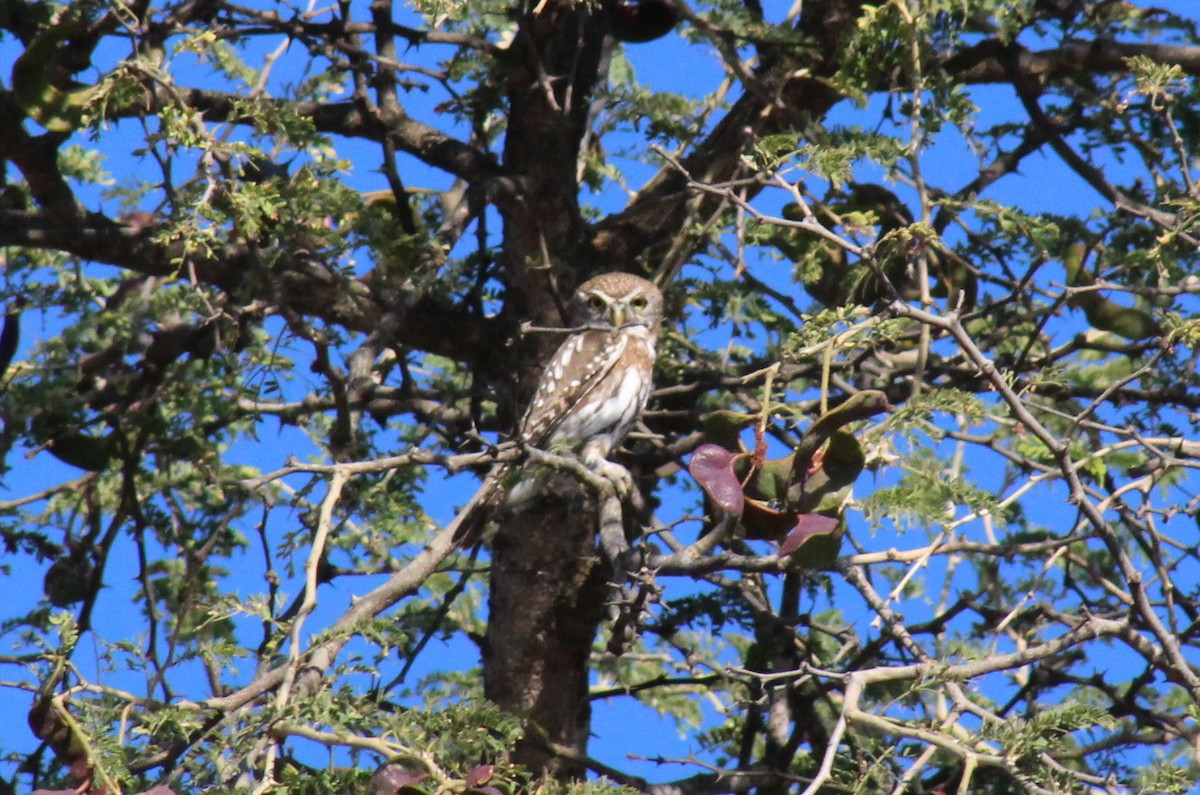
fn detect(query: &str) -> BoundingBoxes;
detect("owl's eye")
[587,295,606,311]
[629,296,648,310]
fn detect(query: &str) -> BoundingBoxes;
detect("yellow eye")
[630,296,648,310]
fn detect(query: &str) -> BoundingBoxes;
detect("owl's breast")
[546,334,654,450]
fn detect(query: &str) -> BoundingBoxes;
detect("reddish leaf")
[369,762,429,795]
[465,764,494,788]
[777,514,839,557]
[742,497,799,540]
[689,444,745,516]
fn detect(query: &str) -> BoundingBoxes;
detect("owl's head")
[573,273,663,331]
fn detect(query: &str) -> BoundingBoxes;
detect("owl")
[521,272,662,467]
[452,273,662,545]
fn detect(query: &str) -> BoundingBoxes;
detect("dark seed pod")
[608,0,678,43]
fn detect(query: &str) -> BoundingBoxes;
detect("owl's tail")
[450,465,509,548]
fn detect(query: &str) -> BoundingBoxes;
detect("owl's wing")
[520,329,627,448]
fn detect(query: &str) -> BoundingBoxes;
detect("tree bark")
[483,489,611,778]
[482,0,611,779]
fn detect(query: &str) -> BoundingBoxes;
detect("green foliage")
[541,779,641,795]
[1137,760,1198,794]
[861,445,1004,530]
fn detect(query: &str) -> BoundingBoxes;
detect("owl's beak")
[611,306,626,328]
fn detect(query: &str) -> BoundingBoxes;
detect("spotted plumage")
[452,273,662,546]
[520,272,662,465]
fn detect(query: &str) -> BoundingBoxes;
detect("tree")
[2,0,1200,792]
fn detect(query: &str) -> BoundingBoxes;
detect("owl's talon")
[590,458,644,508]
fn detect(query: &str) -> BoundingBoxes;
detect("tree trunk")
[483,488,611,778]
[483,0,609,780]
